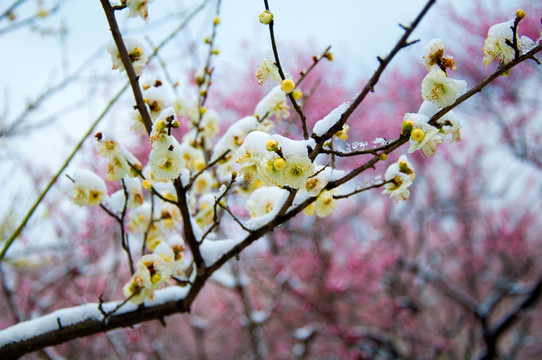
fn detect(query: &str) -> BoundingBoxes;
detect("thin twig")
[296,45,332,87]
[333,181,390,200]
[100,0,153,134]
[262,0,309,140]
[0,83,129,260]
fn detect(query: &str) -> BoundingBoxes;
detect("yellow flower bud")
[379,153,387,161]
[212,48,219,55]
[401,120,413,135]
[516,9,526,19]
[273,157,286,171]
[325,52,334,61]
[259,10,273,25]
[411,128,425,142]
[213,16,220,25]
[293,89,303,100]
[281,79,295,94]
[204,37,211,44]
[200,107,207,114]
[266,138,279,152]
[172,120,181,128]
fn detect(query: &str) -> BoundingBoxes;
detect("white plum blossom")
[437,111,462,142]
[149,136,185,181]
[246,186,283,218]
[122,253,173,304]
[483,20,516,66]
[256,57,282,85]
[150,107,178,141]
[421,66,466,108]
[282,156,314,189]
[405,113,443,157]
[483,19,537,68]
[304,165,331,196]
[194,193,216,229]
[422,38,445,69]
[179,143,206,172]
[127,203,153,233]
[70,169,107,206]
[123,175,144,208]
[193,171,215,195]
[254,86,290,122]
[144,87,169,121]
[417,101,462,143]
[106,37,148,76]
[382,155,416,201]
[421,38,456,71]
[199,109,221,141]
[126,0,154,21]
[96,132,141,181]
[235,131,269,185]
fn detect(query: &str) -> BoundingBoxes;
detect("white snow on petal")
[312,102,350,137]
[200,238,244,267]
[245,189,289,230]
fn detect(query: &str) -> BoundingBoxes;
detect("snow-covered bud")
[266,138,279,152]
[70,169,107,207]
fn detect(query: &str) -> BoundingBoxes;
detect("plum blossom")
[404,113,443,157]
[246,186,283,218]
[483,20,516,66]
[122,253,173,304]
[382,155,416,201]
[254,86,290,122]
[126,0,154,21]
[70,169,107,206]
[421,67,466,108]
[106,37,148,76]
[256,57,281,85]
[421,38,456,71]
[148,135,184,181]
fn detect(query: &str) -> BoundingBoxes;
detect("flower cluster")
[483,10,537,69]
